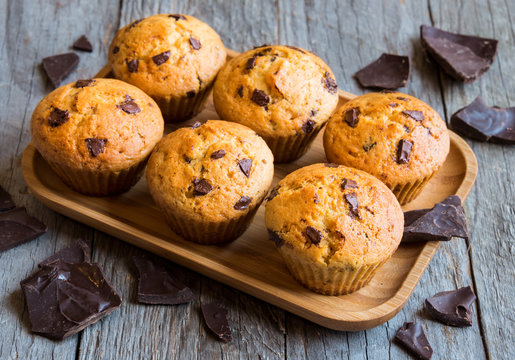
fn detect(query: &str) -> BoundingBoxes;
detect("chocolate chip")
[305,226,322,245]
[234,196,252,210]
[126,58,139,73]
[210,150,226,159]
[72,35,93,52]
[152,51,171,66]
[394,322,433,360]
[363,141,376,152]
[237,86,244,97]
[396,139,413,164]
[85,138,107,157]
[189,37,201,50]
[132,254,194,305]
[112,46,120,54]
[193,178,213,196]
[0,207,47,253]
[245,56,257,70]
[74,79,95,88]
[266,185,280,201]
[310,109,318,117]
[48,108,70,127]
[168,14,186,20]
[201,302,232,343]
[425,286,476,327]
[285,45,306,53]
[183,155,191,163]
[186,90,196,98]
[341,178,358,190]
[117,96,141,114]
[251,89,270,107]
[344,107,360,128]
[322,71,338,94]
[0,186,15,213]
[354,53,411,89]
[270,56,277,62]
[397,97,409,101]
[344,192,360,219]
[268,230,284,247]
[301,119,316,133]
[128,19,142,29]
[238,159,252,177]
[313,194,319,204]
[404,125,411,133]
[41,53,79,88]
[324,163,339,168]
[39,239,90,267]
[402,110,425,122]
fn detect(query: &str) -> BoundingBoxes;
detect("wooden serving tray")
[22,51,477,331]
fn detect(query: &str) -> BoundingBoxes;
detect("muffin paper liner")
[154,83,213,123]
[264,125,324,163]
[389,171,436,205]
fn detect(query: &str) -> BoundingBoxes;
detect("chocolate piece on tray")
[450,96,515,144]
[201,301,232,343]
[395,322,433,360]
[0,207,47,253]
[41,53,79,88]
[404,195,461,226]
[354,53,411,89]
[420,25,498,83]
[0,186,15,212]
[426,286,476,327]
[72,35,93,52]
[132,254,195,305]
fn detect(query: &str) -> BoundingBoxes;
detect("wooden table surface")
[1,0,513,359]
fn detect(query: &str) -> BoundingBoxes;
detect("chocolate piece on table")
[72,35,93,52]
[0,186,15,212]
[132,254,194,305]
[39,239,91,267]
[420,25,498,83]
[41,53,79,88]
[450,96,515,144]
[404,195,461,226]
[395,322,433,360]
[0,207,47,253]
[354,53,411,89]
[402,110,425,122]
[74,79,95,88]
[426,286,476,327]
[201,301,232,343]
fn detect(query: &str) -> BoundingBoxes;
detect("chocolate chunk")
[363,141,376,152]
[324,163,339,168]
[74,79,95,88]
[237,86,244,97]
[238,158,252,177]
[421,25,498,83]
[168,14,186,20]
[234,196,252,210]
[397,96,409,101]
[186,90,196,98]
[128,19,142,29]
[310,109,318,117]
[341,178,358,190]
[117,96,141,114]
[354,53,411,89]
[266,185,280,201]
[48,107,70,127]
[39,240,90,267]
[0,208,47,253]
[305,226,322,245]
[152,51,171,66]
[201,301,232,343]
[301,119,316,133]
[404,195,461,226]
[253,44,270,49]
[403,110,425,122]
[394,322,433,360]
[183,155,191,163]
[404,125,411,133]
[285,45,306,54]
[268,230,284,247]
[85,138,107,157]
[42,53,79,88]
[245,56,257,70]
[193,178,213,196]
[210,150,226,159]
[132,254,194,305]
[396,139,413,164]
[344,192,360,219]
[0,186,15,212]
[426,286,476,327]
[72,35,93,52]
[189,37,201,50]
[450,96,515,144]
[344,107,360,128]
[322,71,338,94]
[112,46,120,54]
[251,89,270,107]
[126,58,139,73]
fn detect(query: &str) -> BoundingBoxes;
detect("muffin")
[146,120,274,244]
[265,163,404,295]
[108,14,226,123]
[323,92,449,205]
[213,45,339,163]
[31,78,164,195]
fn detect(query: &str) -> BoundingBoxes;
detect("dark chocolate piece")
[404,195,461,226]
[117,96,141,114]
[112,46,120,54]
[324,163,339,168]
[168,14,186,20]
[354,53,411,89]
[72,35,93,52]
[251,89,270,107]
[397,96,409,101]
[210,150,226,159]
[395,322,433,360]
[42,53,79,88]
[344,107,360,128]
[322,71,337,94]
[186,90,196,98]
[132,254,194,305]
[426,286,476,327]
[39,240,90,267]
[266,185,280,201]
[305,226,322,245]
[74,79,95,88]
[0,208,47,253]
[238,158,252,177]
[268,230,284,247]
[450,96,515,144]
[201,301,232,343]
[341,178,358,190]
[183,155,191,163]
[128,19,142,29]
[234,196,252,210]
[152,51,171,66]
[189,37,201,50]
[237,86,244,97]
[285,45,306,54]
[420,25,498,83]
[363,141,376,152]
[48,107,70,127]
[403,110,425,122]
[344,192,360,219]
[0,186,15,212]
[396,139,413,164]
[245,56,257,70]
[126,59,139,73]
[85,138,107,157]
[301,119,316,133]
[193,178,213,196]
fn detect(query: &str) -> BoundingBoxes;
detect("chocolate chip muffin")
[213,45,339,163]
[108,14,226,123]
[146,120,274,244]
[30,78,164,195]
[324,92,449,205]
[265,163,404,295]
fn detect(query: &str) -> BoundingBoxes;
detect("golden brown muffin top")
[265,163,404,267]
[146,120,274,223]
[213,45,339,138]
[323,92,450,186]
[30,78,164,172]
[108,14,226,99]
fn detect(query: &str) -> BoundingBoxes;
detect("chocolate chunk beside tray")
[354,53,411,89]
[426,286,477,327]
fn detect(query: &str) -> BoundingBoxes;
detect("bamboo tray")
[22,51,477,331]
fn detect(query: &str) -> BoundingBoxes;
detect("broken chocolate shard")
[395,322,433,360]
[42,53,79,88]
[404,195,461,226]
[344,192,360,219]
[39,240,90,267]
[301,119,316,133]
[251,89,270,107]
[126,58,139,73]
[426,286,476,327]
[305,226,322,245]
[48,107,70,127]
[237,86,244,97]
[189,37,201,50]
[152,51,171,66]
[168,14,186,20]
[117,96,141,114]
[268,230,284,247]
[341,178,358,190]
[238,158,252,177]
[420,25,498,83]
[234,196,252,210]
[112,46,120,54]
[74,79,95,88]
[402,110,425,122]
[132,254,195,305]
[201,301,232,343]
[266,185,280,201]
[193,178,213,196]
[450,96,515,144]
[245,56,257,70]
[354,53,411,89]
[396,139,413,164]
[72,35,93,52]
[210,149,226,159]
[344,107,360,128]
[85,138,107,157]
[322,71,338,94]
[0,186,15,212]
[0,207,47,253]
